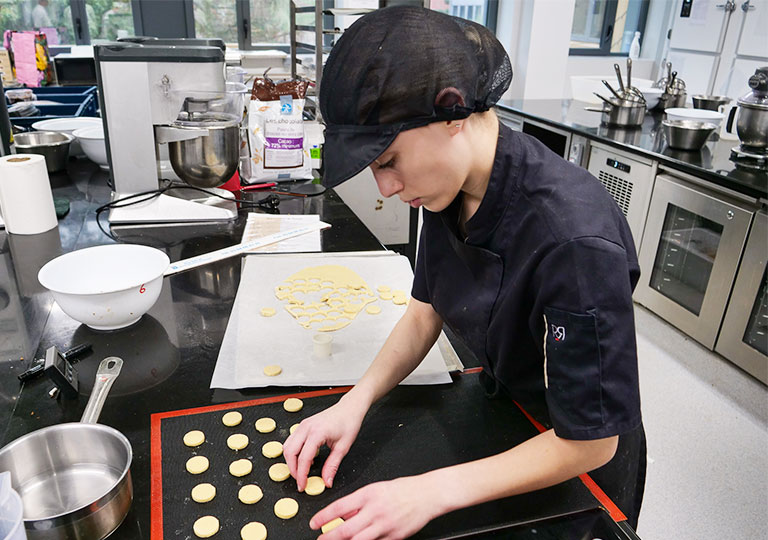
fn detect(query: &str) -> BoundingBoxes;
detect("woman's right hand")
[283,393,369,492]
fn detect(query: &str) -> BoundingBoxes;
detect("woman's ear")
[435,87,466,109]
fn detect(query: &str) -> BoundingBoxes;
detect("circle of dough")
[376,285,390,293]
[289,423,300,435]
[260,307,277,317]
[269,462,291,482]
[393,295,407,305]
[305,476,326,496]
[321,518,345,533]
[255,417,276,433]
[380,292,393,300]
[229,458,253,477]
[263,365,282,377]
[365,305,381,315]
[238,484,263,504]
[193,515,219,538]
[186,455,209,475]
[240,522,268,540]
[227,433,249,451]
[262,441,283,458]
[191,483,216,503]
[222,411,243,427]
[283,398,303,412]
[274,497,299,519]
[183,430,205,447]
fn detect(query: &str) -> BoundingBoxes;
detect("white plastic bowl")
[635,86,663,110]
[38,244,170,330]
[73,125,109,170]
[31,117,102,157]
[665,108,725,128]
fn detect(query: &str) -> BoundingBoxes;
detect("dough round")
[186,455,210,475]
[183,430,205,447]
[269,462,291,482]
[262,441,283,458]
[305,476,326,496]
[229,458,253,477]
[222,411,243,427]
[255,417,276,433]
[283,398,303,412]
[392,295,407,305]
[240,522,268,540]
[289,423,300,435]
[379,292,393,300]
[274,497,299,519]
[191,483,216,503]
[263,365,282,377]
[238,484,263,504]
[321,518,345,533]
[376,285,391,293]
[365,305,381,315]
[260,307,276,317]
[227,433,249,451]
[193,515,219,538]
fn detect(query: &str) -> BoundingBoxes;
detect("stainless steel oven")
[634,173,755,350]
[496,111,590,168]
[715,210,768,384]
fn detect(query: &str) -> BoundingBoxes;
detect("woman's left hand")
[310,475,439,539]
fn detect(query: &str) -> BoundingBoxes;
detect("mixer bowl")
[168,122,240,188]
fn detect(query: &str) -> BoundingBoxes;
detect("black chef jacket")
[412,123,642,442]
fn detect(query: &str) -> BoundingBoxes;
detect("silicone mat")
[150,371,623,539]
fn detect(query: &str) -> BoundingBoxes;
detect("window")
[1,0,77,44]
[429,0,499,32]
[193,0,238,46]
[570,0,649,56]
[249,0,289,47]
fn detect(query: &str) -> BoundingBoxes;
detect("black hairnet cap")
[319,6,512,188]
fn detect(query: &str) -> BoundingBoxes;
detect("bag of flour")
[248,75,312,181]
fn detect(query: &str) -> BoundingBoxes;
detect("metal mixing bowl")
[662,119,717,151]
[168,122,240,188]
[13,131,74,172]
[692,95,731,111]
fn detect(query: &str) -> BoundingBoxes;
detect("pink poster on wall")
[11,32,41,87]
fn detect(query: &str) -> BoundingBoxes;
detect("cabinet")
[715,210,768,383]
[587,142,657,247]
[634,173,754,349]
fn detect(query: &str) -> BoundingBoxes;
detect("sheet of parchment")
[210,252,453,388]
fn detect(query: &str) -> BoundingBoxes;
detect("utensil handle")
[80,357,123,424]
[584,106,606,112]
[614,63,625,92]
[627,58,632,88]
[602,79,622,100]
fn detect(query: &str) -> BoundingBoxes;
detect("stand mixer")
[94,41,243,224]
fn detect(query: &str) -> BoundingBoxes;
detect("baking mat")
[151,371,623,539]
[210,253,453,389]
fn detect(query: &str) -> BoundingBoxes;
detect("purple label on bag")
[265,137,302,150]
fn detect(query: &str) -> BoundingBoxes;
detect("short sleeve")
[411,223,430,304]
[532,236,642,441]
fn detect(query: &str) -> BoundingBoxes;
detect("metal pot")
[168,119,240,188]
[12,131,74,172]
[0,357,132,540]
[726,67,768,151]
[692,95,731,111]
[585,101,646,127]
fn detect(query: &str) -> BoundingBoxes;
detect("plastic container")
[5,86,98,128]
[665,107,725,129]
[0,472,27,540]
[629,32,641,60]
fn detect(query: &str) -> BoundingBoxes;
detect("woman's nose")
[373,172,401,198]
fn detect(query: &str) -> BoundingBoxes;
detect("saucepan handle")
[726,106,738,134]
[584,106,607,113]
[80,357,123,424]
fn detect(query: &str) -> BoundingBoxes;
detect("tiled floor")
[633,305,768,540]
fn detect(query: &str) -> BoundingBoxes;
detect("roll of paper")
[0,154,58,235]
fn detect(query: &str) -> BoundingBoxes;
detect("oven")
[715,210,768,383]
[497,111,590,168]
[634,172,755,350]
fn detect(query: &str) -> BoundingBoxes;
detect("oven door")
[634,174,754,350]
[715,210,768,383]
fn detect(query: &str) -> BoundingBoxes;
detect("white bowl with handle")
[38,244,170,331]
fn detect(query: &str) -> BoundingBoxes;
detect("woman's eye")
[378,158,395,169]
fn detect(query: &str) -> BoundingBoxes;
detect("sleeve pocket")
[543,306,604,430]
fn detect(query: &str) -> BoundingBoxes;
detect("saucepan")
[0,357,130,540]
[37,222,330,330]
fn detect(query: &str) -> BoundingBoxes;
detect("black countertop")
[0,159,639,539]
[496,98,768,201]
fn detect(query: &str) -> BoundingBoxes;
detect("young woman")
[284,7,645,539]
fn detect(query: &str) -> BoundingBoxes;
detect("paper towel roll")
[0,154,58,235]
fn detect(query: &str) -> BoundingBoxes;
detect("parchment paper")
[210,252,453,388]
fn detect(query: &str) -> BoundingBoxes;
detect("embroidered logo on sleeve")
[551,324,566,342]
